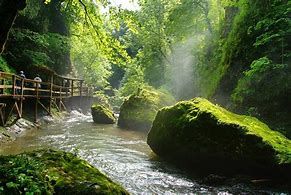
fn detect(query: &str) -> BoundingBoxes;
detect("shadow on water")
[0,110,290,194]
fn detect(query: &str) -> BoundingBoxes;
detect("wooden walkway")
[0,71,93,124]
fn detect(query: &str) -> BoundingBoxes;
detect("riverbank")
[0,118,39,144]
[0,109,68,145]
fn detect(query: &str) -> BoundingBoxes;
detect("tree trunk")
[0,0,26,54]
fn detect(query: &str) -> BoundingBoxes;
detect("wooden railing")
[0,71,93,99]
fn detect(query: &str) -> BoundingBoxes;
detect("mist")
[166,35,205,100]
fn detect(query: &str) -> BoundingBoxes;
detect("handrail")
[0,71,93,98]
[0,71,84,82]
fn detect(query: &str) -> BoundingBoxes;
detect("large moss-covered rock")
[147,98,291,176]
[91,104,116,124]
[0,149,129,194]
[118,88,175,131]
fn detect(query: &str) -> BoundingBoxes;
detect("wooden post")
[71,80,74,97]
[21,78,24,97]
[34,81,39,122]
[0,103,6,126]
[3,78,5,95]
[0,78,4,94]
[49,75,53,114]
[61,78,64,92]
[20,78,24,116]
[59,85,62,110]
[65,79,68,97]
[36,81,39,99]
[79,80,83,97]
[12,75,16,96]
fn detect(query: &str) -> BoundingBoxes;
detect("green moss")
[192,98,291,163]
[0,56,15,73]
[91,104,116,124]
[0,149,129,194]
[0,126,6,134]
[147,97,291,175]
[118,87,175,131]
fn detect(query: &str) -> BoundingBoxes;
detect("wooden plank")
[22,87,50,92]
[0,85,13,89]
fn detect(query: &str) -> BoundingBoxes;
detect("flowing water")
[0,111,288,194]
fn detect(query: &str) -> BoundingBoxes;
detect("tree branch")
[78,0,104,44]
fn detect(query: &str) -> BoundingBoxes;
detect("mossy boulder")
[0,149,129,194]
[91,104,116,124]
[118,88,175,131]
[147,98,291,176]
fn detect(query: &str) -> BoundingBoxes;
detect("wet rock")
[118,88,175,131]
[147,98,291,177]
[0,127,15,143]
[0,149,129,194]
[6,118,38,136]
[0,118,38,144]
[91,104,116,124]
[41,115,56,124]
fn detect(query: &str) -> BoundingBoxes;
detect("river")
[0,111,288,194]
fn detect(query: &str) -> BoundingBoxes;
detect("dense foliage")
[1,0,71,77]
[215,0,291,135]
[0,154,51,193]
